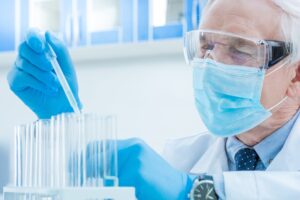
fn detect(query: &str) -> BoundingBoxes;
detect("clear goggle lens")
[184,30,268,68]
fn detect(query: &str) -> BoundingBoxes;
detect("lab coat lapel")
[267,117,300,171]
[190,138,229,174]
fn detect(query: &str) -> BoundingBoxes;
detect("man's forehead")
[200,0,284,40]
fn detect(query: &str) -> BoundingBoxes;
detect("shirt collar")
[226,110,300,168]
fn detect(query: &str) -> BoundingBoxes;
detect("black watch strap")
[198,174,214,182]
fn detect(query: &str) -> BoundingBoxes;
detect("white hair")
[200,0,300,63]
[273,0,300,63]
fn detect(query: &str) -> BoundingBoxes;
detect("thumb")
[45,31,67,57]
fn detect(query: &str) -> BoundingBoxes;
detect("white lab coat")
[163,116,300,200]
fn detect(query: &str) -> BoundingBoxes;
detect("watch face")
[193,182,218,200]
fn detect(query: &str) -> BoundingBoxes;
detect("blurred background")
[0,0,207,193]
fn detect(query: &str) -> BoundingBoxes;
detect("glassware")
[5,112,130,200]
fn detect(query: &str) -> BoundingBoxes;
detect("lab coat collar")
[267,115,300,171]
[190,138,229,174]
[189,114,300,173]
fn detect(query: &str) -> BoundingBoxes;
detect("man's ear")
[292,62,300,82]
[288,62,300,99]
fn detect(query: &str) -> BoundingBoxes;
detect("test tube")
[43,120,51,187]
[97,115,104,187]
[80,114,86,187]
[61,113,67,187]
[56,114,62,187]
[14,125,26,187]
[70,114,76,187]
[50,116,55,187]
[36,120,43,187]
[24,124,30,187]
[103,116,118,186]
[33,121,38,187]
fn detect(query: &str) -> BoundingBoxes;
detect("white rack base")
[4,186,136,200]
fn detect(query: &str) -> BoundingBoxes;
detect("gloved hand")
[7,29,82,119]
[117,138,194,200]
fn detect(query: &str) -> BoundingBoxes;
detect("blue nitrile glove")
[117,138,194,200]
[7,29,81,119]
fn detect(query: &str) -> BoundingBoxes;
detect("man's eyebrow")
[230,38,253,47]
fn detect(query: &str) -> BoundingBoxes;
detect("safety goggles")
[183,29,292,69]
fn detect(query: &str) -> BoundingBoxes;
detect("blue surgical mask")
[193,58,282,137]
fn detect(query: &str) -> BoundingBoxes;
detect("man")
[7,0,300,199]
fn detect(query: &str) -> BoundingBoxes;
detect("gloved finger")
[18,42,53,71]
[118,166,137,187]
[7,67,58,96]
[117,140,134,167]
[25,28,46,54]
[15,56,60,90]
[117,138,149,152]
[117,138,144,149]
[118,167,142,200]
[45,31,75,74]
[117,138,147,172]
[118,152,141,188]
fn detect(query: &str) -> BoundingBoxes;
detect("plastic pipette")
[47,43,81,114]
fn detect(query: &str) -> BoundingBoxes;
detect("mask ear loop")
[265,59,290,77]
[267,96,288,112]
[265,59,291,111]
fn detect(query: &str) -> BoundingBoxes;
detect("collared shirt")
[226,110,300,170]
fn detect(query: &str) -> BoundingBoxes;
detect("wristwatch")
[189,174,218,200]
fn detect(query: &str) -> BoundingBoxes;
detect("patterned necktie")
[234,148,259,171]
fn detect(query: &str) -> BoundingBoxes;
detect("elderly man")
[7,0,300,199]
